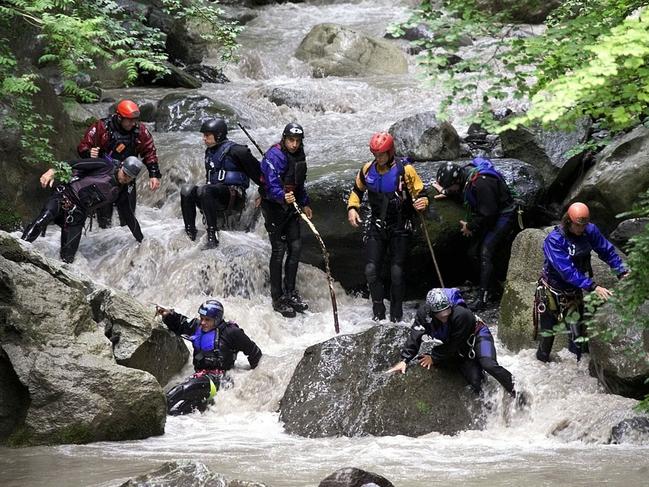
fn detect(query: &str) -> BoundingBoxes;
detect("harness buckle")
[217,169,226,182]
[65,205,77,224]
[467,334,476,359]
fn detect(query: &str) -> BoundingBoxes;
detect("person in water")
[180,118,262,249]
[388,288,520,400]
[21,156,144,263]
[157,299,262,415]
[259,122,312,318]
[347,132,428,322]
[534,202,628,362]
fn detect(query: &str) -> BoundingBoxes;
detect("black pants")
[468,212,514,291]
[364,227,410,320]
[181,183,245,230]
[96,182,137,229]
[34,192,87,263]
[261,199,301,301]
[457,326,514,394]
[166,373,221,416]
[536,289,586,362]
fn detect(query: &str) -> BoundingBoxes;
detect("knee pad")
[181,184,197,198]
[365,263,378,282]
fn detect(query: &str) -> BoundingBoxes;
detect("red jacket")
[77,115,161,178]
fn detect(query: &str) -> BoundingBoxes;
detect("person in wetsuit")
[21,156,144,263]
[180,118,261,249]
[157,299,262,415]
[347,132,428,322]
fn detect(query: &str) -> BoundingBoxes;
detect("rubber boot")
[285,290,308,313]
[21,210,55,242]
[185,225,197,241]
[273,296,296,318]
[202,227,219,250]
[372,301,386,321]
[470,289,489,312]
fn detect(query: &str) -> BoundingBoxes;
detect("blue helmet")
[198,299,224,323]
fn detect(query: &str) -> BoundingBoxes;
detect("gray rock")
[139,61,202,89]
[500,118,591,196]
[119,461,226,487]
[155,94,237,132]
[279,325,481,437]
[588,302,649,399]
[319,467,394,487]
[610,417,649,445]
[388,112,460,161]
[88,288,189,386]
[0,232,187,445]
[609,218,649,250]
[262,87,355,113]
[499,227,624,352]
[566,126,649,232]
[296,24,408,77]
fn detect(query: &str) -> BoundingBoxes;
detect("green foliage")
[0,0,240,168]
[393,0,649,133]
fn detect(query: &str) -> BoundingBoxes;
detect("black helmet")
[200,118,228,142]
[282,122,304,139]
[121,156,144,179]
[436,162,462,189]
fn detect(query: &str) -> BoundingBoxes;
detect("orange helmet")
[369,132,395,156]
[115,99,140,119]
[567,202,590,224]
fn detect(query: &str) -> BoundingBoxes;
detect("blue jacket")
[542,223,626,291]
[260,144,310,206]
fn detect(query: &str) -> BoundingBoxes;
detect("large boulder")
[88,288,189,386]
[475,0,563,23]
[279,325,481,438]
[118,460,269,487]
[319,468,394,487]
[500,118,591,198]
[155,93,238,132]
[588,302,649,399]
[499,227,624,352]
[609,218,649,250]
[295,24,408,77]
[565,126,649,232]
[388,112,461,161]
[0,232,187,445]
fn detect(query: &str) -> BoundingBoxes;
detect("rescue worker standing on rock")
[388,288,519,400]
[433,157,517,311]
[260,122,312,318]
[180,118,262,249]
[535,202,628,363]
[157,299,262,415]
[77,99,160,228]
[347,132,428,322]
[21,156,145,263]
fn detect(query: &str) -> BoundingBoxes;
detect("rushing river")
[2,1,649,485]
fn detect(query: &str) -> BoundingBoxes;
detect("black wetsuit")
[401,305,514,394]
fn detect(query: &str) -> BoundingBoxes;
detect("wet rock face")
[389,112,461,162]
[610,417,649,445]
[566,126,649,233]
[119,461,269,487]
[319,467,395,487]
[279,325,481,438]
[295,23,408,77]
[499,118,591,199]
[588,303,649,400]
[155,94,238,132]
[0,232,188,446]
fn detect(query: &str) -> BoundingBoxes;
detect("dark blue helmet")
[198,299,224,322]
[283,122,304,139]
[436,162,463,189]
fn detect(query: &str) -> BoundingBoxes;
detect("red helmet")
[567,202,590,224]
[116,100,140,119]
[369,132,395,156]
